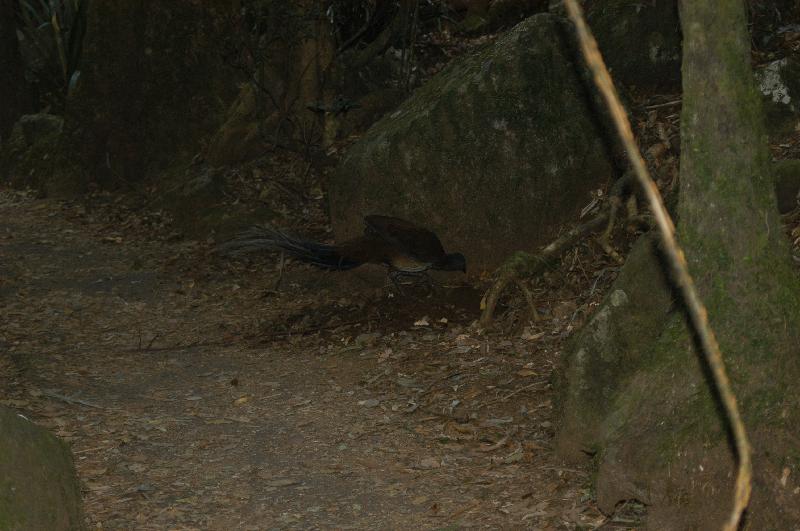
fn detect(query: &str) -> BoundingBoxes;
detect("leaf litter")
[0,187,614,529]
[3,109,798,528]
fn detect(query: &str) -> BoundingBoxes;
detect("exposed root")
[479,211,609,327]
[595,196,624,265]
[595,171,635,264]
[479,169,647,328]
[515,279,540,323]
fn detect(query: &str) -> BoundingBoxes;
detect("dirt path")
[1,190,613,530]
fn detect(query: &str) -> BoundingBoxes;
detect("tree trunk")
[206,0,337,163]
[63,0,239,190]
[0,0,31,141]
[556,1,800,528]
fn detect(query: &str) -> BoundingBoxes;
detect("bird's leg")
[405,271,435,290]
[413,271,436,296]
[274,251,285,291]
[388,270,439,296]
[387,269,406,295]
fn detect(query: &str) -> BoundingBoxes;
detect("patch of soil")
[0,188,626,529]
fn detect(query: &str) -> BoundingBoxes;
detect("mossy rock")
[330,14,615,275]
[0,407,86,530]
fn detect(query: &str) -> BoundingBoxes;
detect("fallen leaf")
[233,395,251,406]
[502,448,523,464]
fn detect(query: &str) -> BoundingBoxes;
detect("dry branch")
[562,1,752,529]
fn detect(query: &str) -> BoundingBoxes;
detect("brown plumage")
[219,215,466,275]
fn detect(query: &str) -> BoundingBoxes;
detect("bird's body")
[219,215,466,276]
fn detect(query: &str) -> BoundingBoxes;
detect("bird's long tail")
[217,225,360,270]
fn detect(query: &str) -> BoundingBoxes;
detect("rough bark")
[63,0,239,190]
[556,2,800,528]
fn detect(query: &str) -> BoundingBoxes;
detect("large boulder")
[329,14,614,274]
[0,407,86,530]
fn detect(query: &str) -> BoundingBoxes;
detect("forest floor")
[0,187,643,530]
[2,92,799,529]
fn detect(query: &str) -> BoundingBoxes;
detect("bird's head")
[439,252,467,273]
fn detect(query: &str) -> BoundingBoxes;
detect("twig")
[123,340,216,353]
[642,98,682,110]
[145,332,160,350]
[73,446,112,454]
[479,211,609,326]
[478,381,547,409]
[42,389,104,409]
[563,2,751,529]
[595,189,625,264]
[264,317,379,340]
[497,380,546,401]
[449,501,481,519]
[481,170,638,326]
[478,426,518,452]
